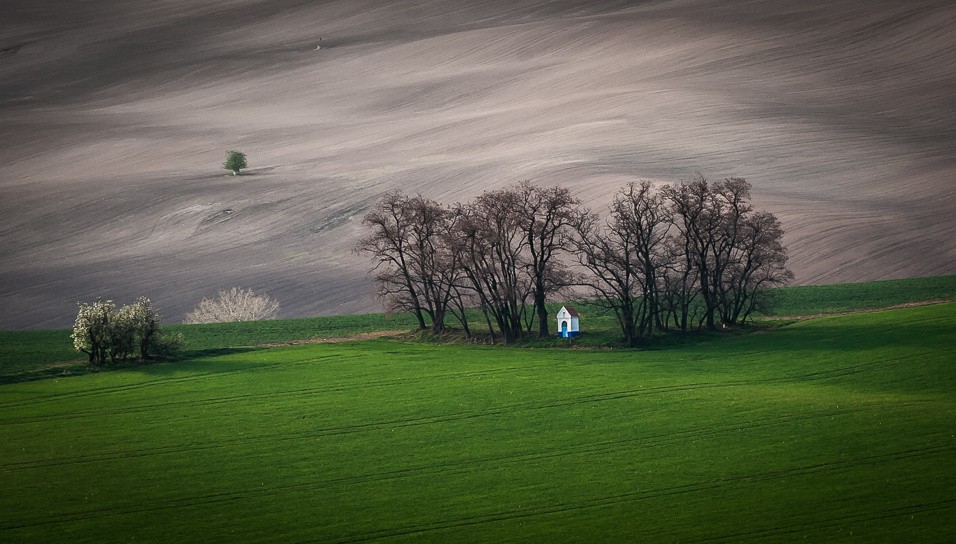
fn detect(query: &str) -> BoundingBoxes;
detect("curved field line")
[1,351,937,470]
[684,499,956,543]
[0,348,598,412]
[313,445,956,544]
[0,362,288,409]
[0,353,371,410]
[0,367,505,425]
[0,359,589,425]
[770,299,956,322]
[0,380,729,470]
[0,401,890,474]
[2,326,940,412]
[1,419,949,533]
[1,346,937,428]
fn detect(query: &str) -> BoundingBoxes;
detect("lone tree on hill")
[224,150,247,175]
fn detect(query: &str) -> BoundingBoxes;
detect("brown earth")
[1,0,954,329]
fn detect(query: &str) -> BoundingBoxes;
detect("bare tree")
[572,176,790,344]
[618,182,671,337]
[515,182,583,337]
[356,191,428,329]
[657,235,700,332]
[446,284,475,337]
[662,176,741,330]
[451,190,533,344]
[663,176,717,330]
[664,176,790,330]
[357,192,463,333]
[718,210,793,325]
[184,287,279,324]
[572,182,670,346]
[357,177,790,344]
[407,195,466,332]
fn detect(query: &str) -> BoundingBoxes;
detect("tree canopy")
[224,150,247,175]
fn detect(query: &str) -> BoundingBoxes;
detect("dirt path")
[254,330,408,348]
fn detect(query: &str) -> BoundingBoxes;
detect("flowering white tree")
[72,297,167,365]
[127,297,161,360]
[184,287,280,324]
[72,300,116,365]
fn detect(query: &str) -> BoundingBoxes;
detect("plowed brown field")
[1,0,953,328]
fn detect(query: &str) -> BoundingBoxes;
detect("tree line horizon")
[358,176,792,346]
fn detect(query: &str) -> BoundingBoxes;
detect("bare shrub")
[184,287,280,324]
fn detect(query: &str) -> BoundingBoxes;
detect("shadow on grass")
[402,326,735,351]
[125,347,268,378]
[0,347,264,385]
[0,363,90,385]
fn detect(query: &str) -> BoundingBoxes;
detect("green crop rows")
[1,300,953,542]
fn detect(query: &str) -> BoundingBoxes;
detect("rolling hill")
[1,0,954,328]
[1,303,953,541]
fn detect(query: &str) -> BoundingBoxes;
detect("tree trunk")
[413,309,427,330]
[482,307,496,345]
[431,308,446,333]
[535,287,550,338]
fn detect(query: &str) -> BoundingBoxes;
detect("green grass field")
[762,276,956,316]
[0,311,420,383]
[2,276,953,384]
[1,297,953,542]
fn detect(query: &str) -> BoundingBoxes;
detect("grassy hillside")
[1,303,953,542]
[0,311,418,383]
[762,276,956,316]
[1,276,953,384]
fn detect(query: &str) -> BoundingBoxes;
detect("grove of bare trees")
[358,177,792,346]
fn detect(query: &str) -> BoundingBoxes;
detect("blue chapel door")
[561,321,568,336]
